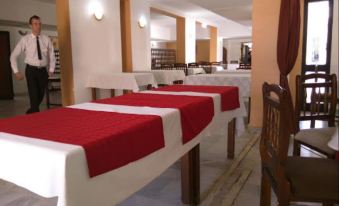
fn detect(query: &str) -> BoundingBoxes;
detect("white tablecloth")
[226,64,239,70]
[86,73,157,92]
[0,92,246,206]
[187,67,206,75]
[184,73,251,98]
[134,70,186,85]
[213,69,251,75]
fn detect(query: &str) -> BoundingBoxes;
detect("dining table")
[0,85,246,206]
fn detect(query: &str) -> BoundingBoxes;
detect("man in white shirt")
[10,15,55,114]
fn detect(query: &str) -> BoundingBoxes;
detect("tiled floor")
[0,93,336,206]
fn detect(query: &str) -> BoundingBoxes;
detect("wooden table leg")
[110,89,115,97]
[46,84,50,109]
[181,144,200,205]
[91,88,97,101]
[248,97,251,124]
[227,118,236,159]
[123,90,132,94]
[146,84,153,90]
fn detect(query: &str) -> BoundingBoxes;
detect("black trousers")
[25,65,48,114]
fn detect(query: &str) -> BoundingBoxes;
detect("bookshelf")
[151,48,176,69]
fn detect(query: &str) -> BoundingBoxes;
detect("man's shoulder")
[21,34,32,41]
[40,34,51,40]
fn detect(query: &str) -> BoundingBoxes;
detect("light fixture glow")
[89,1,104,21]
[138,16,147,28]
[201,23,207,29]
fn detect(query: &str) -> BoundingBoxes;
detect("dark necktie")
[36,36,42,60]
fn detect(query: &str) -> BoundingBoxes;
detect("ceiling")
[33,0,252,26]
[150,0,252,27]
[185,0,252,26]
[149,0,252,38]
[32,0,252,37]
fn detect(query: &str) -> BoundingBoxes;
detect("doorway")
[0,31,14,99]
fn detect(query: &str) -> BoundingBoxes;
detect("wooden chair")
[198,62,212,74]
[260,82,338,206]
[293,73,337,158]
[187,62,200,68]
[211,61,221,66]
[238,63,251,70]
[173,63,188,76]
[160,63,174,70]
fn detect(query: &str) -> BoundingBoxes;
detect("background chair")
[293,73,337,158]
[173,63,188,76]
[260,82,338,206]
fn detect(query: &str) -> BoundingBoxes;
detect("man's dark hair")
[29,15,41,24]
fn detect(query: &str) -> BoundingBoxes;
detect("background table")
[0,90,246,206]
[184,73,251,98]
[86,73,157,100]
[134,70,185,85]
[213,69,251,75]
[184,73,251,122]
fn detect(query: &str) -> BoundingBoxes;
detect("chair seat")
[285,157,339,203]
[0,179,57,206]
[294,127,337,156]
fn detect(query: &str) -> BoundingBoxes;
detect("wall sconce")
[201,23,207,29]
[138,16,147,28]
[89,1,104,21]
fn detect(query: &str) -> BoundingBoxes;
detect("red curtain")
[277,0,301,133]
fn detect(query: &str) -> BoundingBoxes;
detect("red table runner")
[154,85,240,111]
[0,108,164,177]
[96,93,214,144]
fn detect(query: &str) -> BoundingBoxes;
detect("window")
[302,0,333,74]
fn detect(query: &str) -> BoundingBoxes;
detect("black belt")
[27,64,46,69]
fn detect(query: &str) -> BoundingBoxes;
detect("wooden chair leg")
[227,118,236,159]
[181,144,200,205]
[260,171,271,206]
[293,140,301,156]
[248,97,251,124]
[322,203,334,206]
[277,181,290,206]
[91,88,97,101]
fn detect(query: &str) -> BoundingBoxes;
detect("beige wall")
[250,0,281,127]
[69,0,122,103]
[196,40,210,62]
[166,42,177,50]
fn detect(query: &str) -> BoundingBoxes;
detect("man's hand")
[14,72,24,80]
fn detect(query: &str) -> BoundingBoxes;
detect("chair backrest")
[238,63,251,70]
[173,63,188,75]
[187,62,200,68]
[211,61,221,66]
[161,63,173,70]
[198,62,212,73]
[295,73,337,130]
[261,82,291,190]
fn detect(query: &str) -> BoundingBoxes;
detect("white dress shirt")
[10,33,55,73]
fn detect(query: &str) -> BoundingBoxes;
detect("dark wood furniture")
[46,49,62,108]
[187,62,200,68]
[160,63,173,70]
[260,82,338,206]
[173,63,188,76]
[151,48,176,70]
[238,63,251,70]
[198,61,212,74]
[0,31,14,99]
[293,73,337,158]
